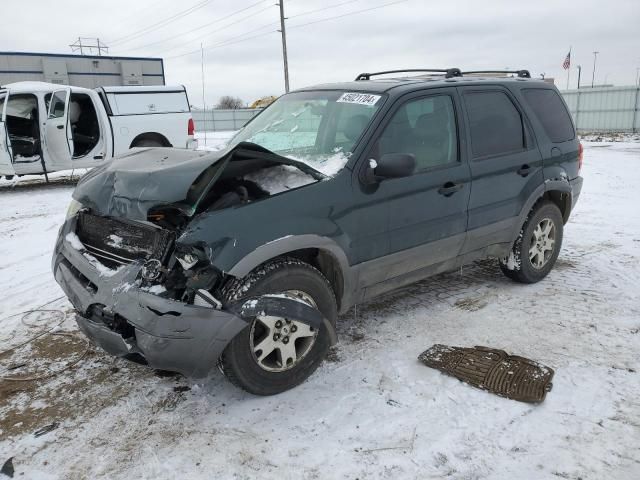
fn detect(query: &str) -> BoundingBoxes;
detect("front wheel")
[500,200,564,283]
[219,258,337,395]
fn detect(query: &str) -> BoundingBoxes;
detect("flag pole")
[566,46,572,89]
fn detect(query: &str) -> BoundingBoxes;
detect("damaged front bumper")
[52,218,337,378]
[52,217,248,378]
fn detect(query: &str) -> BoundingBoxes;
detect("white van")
[0,81,196,178]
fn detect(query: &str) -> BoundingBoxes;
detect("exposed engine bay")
[70,142,320,308]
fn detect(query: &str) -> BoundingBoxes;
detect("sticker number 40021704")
[336,92,381,106]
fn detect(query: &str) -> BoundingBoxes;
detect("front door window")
[376,95,458,171]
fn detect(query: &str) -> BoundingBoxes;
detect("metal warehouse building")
[0,51,165,88]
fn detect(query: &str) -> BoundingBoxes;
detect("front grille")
[76,212,174,269]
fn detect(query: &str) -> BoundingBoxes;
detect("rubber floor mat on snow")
[418,344,554,403]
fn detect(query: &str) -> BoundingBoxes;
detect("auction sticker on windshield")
[337,92,381,106]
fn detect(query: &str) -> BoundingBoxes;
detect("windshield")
[229,90,384,176]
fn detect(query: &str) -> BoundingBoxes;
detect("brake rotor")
[418,344,554,403]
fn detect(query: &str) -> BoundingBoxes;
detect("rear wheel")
[500,201,564,283]
[219,258,337,395]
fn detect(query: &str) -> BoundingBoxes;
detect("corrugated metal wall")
[193,86,640,133]
[561,86,640,132]
[191,108,261,131]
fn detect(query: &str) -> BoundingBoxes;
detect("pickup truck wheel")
[500,200,564,283]
[219,258,337,395]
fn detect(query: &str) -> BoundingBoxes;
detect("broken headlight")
[177,253,199,270]
[175,244,208,270]
[66,199,84,220]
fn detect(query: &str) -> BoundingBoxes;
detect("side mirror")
[363,153,416,184]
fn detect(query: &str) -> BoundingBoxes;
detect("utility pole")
[591,51,599,88]
[577,65,582,89]
[278,1,290,93]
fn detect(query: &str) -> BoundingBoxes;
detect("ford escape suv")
[52,68,583,395]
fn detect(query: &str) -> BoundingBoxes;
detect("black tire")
[499,200,564,283]
[219,258,337,395]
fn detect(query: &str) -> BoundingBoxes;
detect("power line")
[120,0,269,53]
[287,0,361,19]
[165,0,409,62]
[166,26,278,59]
[288,0,409,30]
[148,5,276,56]
[109,0,212,46]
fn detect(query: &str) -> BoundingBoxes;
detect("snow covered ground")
[1,141,639,479]
[195,130,237,151]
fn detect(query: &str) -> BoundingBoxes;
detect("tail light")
[188,118,195,136]
[578,142,584,172]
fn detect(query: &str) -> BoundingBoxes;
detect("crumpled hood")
[73,147,226,220]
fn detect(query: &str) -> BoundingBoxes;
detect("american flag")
[562,50,571,70]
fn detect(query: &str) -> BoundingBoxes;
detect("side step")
[418,344,554,403]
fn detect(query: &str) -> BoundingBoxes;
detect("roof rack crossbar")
[461,70,531,78]
[355,68,462,81]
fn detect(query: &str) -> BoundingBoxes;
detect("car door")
[354,89,471,296]
[44,88,73,170]
[0,89,16,175]
[458,86,543,257]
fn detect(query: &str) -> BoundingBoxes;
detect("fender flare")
[509,180,573,242]
[226,234,353,308]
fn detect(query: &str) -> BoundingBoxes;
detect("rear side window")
[522,88,574,143]
[464,91,525,158]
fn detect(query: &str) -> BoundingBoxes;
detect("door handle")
[517,164,532,177]
[93,155,104,160]
[438,182,464,197]
[56,125,64,130]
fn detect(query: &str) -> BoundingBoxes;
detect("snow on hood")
[289,150,351,177]
[244,165,316,195]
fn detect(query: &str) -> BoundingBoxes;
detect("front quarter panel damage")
[175,173,353,280]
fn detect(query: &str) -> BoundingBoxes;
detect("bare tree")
[216,95,245,109]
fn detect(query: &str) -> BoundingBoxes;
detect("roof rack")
[354,68,531,81]
[461,70,531,78]
[355,68,462,81]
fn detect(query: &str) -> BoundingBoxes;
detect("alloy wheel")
[249,290,319,372]
[529,218,556,269]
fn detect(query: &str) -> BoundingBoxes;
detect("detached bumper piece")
[419,344,554,403]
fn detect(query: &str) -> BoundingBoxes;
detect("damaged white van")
[0,81,196,179]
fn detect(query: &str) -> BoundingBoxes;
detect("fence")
[193,86,640,133]
[191,108,261,132]
[561,86,640,133]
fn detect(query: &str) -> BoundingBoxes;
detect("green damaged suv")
[53,68,583,395]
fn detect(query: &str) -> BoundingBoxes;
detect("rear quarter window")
[522,88,575,143]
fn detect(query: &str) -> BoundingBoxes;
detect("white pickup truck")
[0,81,196,179]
